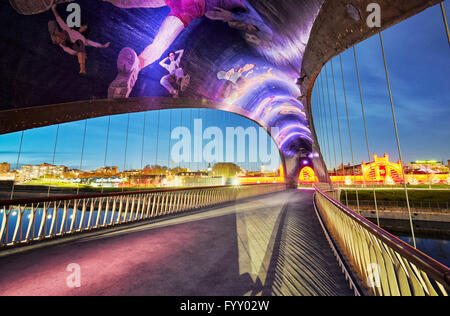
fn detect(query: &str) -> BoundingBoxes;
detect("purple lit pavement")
[0,190,353,296]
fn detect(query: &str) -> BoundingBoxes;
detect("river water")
[398,235,450,267]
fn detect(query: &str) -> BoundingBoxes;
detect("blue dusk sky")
[0,109,280,172]
[313,2,450,169]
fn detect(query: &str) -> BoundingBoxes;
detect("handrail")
[0,183,287,249]
[0,184,256,207]
[314,184,450,295]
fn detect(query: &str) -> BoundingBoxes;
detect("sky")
[0,2,448,172]
[0,109,280,172]
[312,2,450,170]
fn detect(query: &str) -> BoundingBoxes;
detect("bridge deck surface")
[0,190,353,296]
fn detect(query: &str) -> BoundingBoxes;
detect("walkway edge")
[312,191,365,296]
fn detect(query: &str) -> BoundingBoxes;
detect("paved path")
[0,190,353,296]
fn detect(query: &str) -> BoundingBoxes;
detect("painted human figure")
[49,5,110,75]
[217,63,254,98]
[103,0,250,98]
[159,50,190,97]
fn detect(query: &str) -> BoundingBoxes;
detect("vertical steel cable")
[330,59,345,177]
[316,75,327,164]
[313,83,327,183]
[339,54,361,213]
[197,108,201,172]
[311,87,320,148]
[155,111,161,178]
[10,131,25,200]
[312,87,319,142]
[379,32,416,248]
[189,108,193,172]
[440,2,450,46]
[319,75,332,169]
[204,109,209,172]
[141,113,147,170]
[353,46,380,226]
[330,59,346,202]
[324,65,338,177]
[140,113,147,188]
[77,120,88,195]
[47,124,60,197]
[168,110,173,173]
[122,114,130,192]
[179,109,183,170]
[101,116,111,194]
[315,81,324,146]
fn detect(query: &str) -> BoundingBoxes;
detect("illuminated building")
[18,163,68,180]
[361,154,403,183]
[0,162,10,173]
[238,165,285,185]
[298,166,318,183]
[407,160,449,174]
[94,166,119,176]
[298,154,450,185]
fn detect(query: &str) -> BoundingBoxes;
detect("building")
[94,166,119,176]
[337,163,362,176]
[0,162,10,173]
[304,154,450,185]
[18,163,68,180]
[361,154,403,183]
[407,160,449,174]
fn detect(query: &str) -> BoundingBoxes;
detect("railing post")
[102,198,110,227]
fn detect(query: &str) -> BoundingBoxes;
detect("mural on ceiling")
[1,0,327,181]
[3,0,298,104]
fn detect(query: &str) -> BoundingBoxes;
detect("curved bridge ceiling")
[0,0,439,184]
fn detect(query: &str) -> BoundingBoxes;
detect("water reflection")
[399,236,450,267]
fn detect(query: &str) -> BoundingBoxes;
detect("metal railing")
[345,200,449,211]
[0,183,286,249]
[314,185,450,296]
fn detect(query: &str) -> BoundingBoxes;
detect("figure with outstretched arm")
[103,0,248,98]
[159,50,190,98]
[205,7,273,47]
[49,5,110,74]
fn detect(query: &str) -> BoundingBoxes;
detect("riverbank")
[342,189,450,203]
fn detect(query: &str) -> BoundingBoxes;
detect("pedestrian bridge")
[0,0,449,297]
[0,184,448,296]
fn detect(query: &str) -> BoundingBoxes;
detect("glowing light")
[298,167,318,183]
[274,124,311,143]
[414,160,440,164]
[278,132,313,148]
[252,96,304,120]
[361,154,403,183]
[223,69,277,106]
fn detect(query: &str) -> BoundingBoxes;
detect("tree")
[212,163,243,178]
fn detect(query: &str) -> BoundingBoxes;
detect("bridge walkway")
[0,190,353,296]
